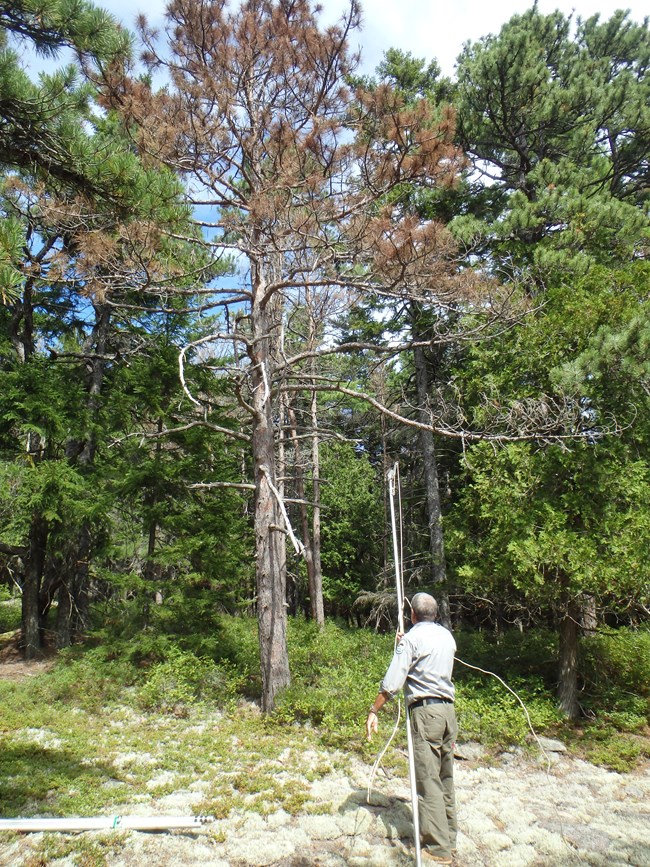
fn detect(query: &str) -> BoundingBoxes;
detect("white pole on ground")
[0,815,213,833]
[388,463,422,867]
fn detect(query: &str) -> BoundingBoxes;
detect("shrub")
[584,731,643,773]
[31,646,141,711]
[581,627,650,712]
[455,678,562,747]
[138,648,245,713]
[272,619,396,746]
[0,594,21,633]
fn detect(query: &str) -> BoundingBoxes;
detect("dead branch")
[279,379,617,446]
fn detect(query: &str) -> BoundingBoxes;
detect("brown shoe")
[421,851,452,865]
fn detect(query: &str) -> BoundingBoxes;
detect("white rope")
[371,464,561,867]
[454,657,589,862]
[454,657,551,772]
[367,619,403,804]
[371,463,555,867]
[367,692,402,804]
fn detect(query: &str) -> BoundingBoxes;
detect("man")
[366,592,457,865]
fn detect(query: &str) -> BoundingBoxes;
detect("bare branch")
[110,420,249,447]
[189,481,255,491]
[261,464,305,557]
[0,541,27,557]
[280,379,612,446]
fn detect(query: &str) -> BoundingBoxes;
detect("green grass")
[0,692,320,818]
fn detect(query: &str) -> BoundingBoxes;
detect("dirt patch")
[0,631,55,681]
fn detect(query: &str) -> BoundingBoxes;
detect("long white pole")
[0,815,212,832]
[388,464,422,867]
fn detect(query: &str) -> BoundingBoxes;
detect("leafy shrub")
[0,584,14,603]
[91,607,261,693]
[455,628,558,689]
[31,646,141,710]
[455,678,561,746]
[21,609,650,766]
[138,648,245,714]
[208,614,261,694]
[584,730,643,773]
[581,628,650,712]
[273,619,395,746]
[0,594,21,632]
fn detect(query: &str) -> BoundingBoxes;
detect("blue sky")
[81,0,649,78]
[14,0,649,81]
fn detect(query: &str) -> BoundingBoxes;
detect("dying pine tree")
[101,0,470,710]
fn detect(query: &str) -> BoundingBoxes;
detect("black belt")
[410,696,453,709]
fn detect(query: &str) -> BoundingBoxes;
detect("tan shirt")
[380,620,456,705]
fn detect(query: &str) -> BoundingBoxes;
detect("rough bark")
[557,601,581,720]
[39,556,63,629]
[55,578,73,649]
[412,310,451,628]
[579,595,598,633]
[22,513,48,659]
[309,390,325,628]
[252,286,290,712]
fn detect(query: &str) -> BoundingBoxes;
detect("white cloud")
[319,0,649,75]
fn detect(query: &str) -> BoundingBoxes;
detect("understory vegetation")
[1,611,648,832]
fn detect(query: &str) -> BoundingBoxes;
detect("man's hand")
[366,710,378,741]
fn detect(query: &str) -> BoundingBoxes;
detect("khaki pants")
[410,702,458,859]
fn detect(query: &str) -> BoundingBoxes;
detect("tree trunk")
[304,287,324,626]
[579,595,598,633]
[411,309,450,628]
[22,513,48,659]
[12,278,50,658]
[72,524,92,634]
[287,404,320,623]
[39,550,62,621]
[54,522,93,648]
[279,394,303,617]
[309,389,325,627]
[56,303,111,647]
[557,601,581,720]
[251,287,290,712]
[142,415,164,614]
[55,578,73,649]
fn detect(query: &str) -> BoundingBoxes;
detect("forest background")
[1,0,649,780]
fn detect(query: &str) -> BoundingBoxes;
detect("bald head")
[411,592,438,622]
